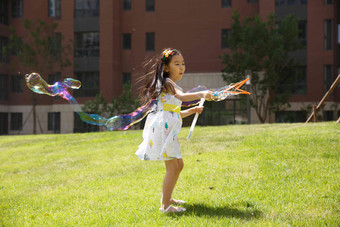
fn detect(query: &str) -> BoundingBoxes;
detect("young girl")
[136,48,213,213]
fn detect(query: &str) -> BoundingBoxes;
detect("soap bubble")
[25,73,249,130]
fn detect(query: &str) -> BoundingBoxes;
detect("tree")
[6,19,72,73]
[4,19,72,133]
[221,11,303,123]
[82,83,141,130]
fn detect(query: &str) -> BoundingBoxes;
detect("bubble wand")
[186,78,250,140]
[187,98,205,140]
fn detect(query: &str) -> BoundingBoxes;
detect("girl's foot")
[170,198,186,205]
[159,205,186,213]
[161,198,186,206]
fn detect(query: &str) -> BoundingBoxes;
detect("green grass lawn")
[0,123,339,226]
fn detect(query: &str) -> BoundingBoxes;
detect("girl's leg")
[170,159,184,204]
[161,158,184,210]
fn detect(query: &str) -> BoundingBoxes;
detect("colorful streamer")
[182,78,250,106]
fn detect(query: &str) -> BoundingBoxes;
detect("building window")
[74,112,99,133]
[0,0,9,25]
[0,112,8,135]
[48,0,61,19]
[275,111,306,123]
[287,0,297,5]
[293,66,307,94]
[298,20,307,46]
[123,0,131,11]
[146,32,155,51]
[74,72,99,97]
[222,0,232,7]
[75,32,100,57]
[324,65,333,93]
[0,36,9,63]
[0,74,8,100]
[11,75,23,93]
[276,0,307,5]
[75,0,99,17]
[10,113,22,130]
[248,0,258,3]
[48,112,60,133]
[338,24,340,44]
[146,0,155,12]
[325,0,333,4]
[48,72,61,84]
[222,29,230,49]
[324,19,333,50]
[275,0,282,5]
[123,72,131,86]
[323,111,334,121]
[198,99,247,125]
[122,33,131,50]
[12,0,23,18]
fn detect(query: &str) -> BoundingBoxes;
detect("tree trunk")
[267,90,274,123]
[256,106,266,123]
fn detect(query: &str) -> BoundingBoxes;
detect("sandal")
[161,198,186,205]
[159,205,186,213]
[170,198,186,205]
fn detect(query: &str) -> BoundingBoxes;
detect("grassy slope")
[0,123,339,226]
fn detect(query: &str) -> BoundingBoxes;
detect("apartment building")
[0,0,339,134]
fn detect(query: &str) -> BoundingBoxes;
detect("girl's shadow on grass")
[173,202,262,219]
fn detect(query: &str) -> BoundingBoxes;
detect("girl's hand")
[194,106,204,114]
[201,91,214,101]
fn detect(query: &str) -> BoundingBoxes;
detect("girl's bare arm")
[180,106,204,118]
[174,88,213,102]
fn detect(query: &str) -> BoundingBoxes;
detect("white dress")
[136,80,183,161]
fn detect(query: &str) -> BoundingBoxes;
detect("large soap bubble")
[25,73,249,130]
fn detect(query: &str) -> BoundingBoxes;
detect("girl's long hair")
[138,48,181,105]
